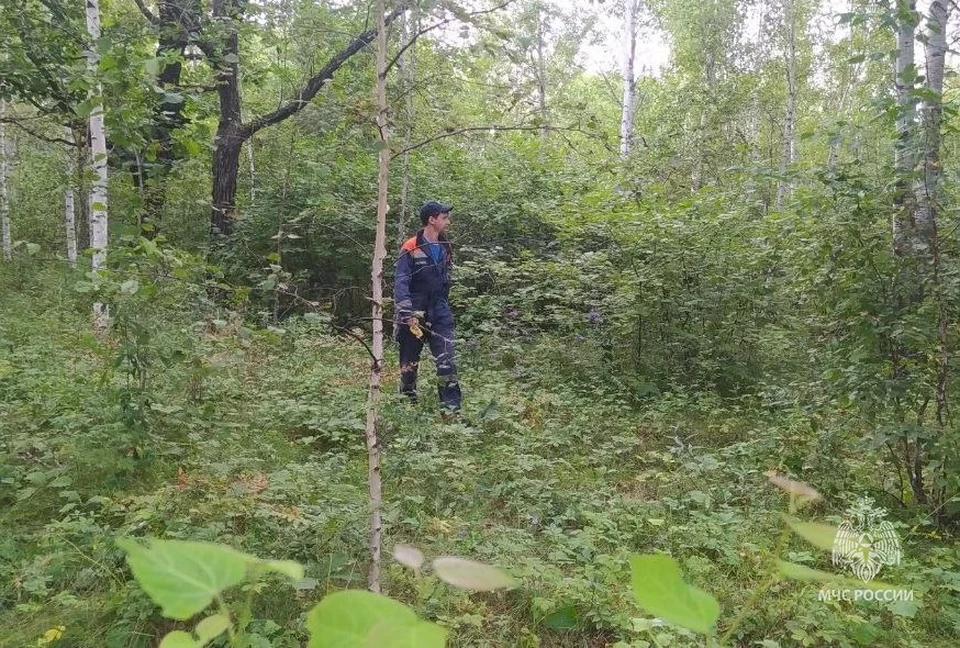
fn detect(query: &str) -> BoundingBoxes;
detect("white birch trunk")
[619,0,638,158]
[921,0,952,512]
[916,0,948,244]
[398,4,417,244]
[65,127,78,268]
[247,137,255,203]
[892,0,917,254]
[85,0,109,326]
[535,3,548,146]
[776,0,797,209]
[366,0,390,594]
[1,98,10,261]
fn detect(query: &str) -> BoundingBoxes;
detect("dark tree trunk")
[207,0,246,237]
[142,1,192,236]
[211,126,245,236]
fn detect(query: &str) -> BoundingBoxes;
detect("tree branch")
[391,123,594,158]
[244,2,408,136]
[385,0,517,74]
[0,117,76,146]
[132,0,159,24]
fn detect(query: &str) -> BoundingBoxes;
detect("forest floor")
[1,271,958,648]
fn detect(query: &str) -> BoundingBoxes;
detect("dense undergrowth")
[1,263,959,648]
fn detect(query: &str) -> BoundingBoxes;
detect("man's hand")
[407,316,424,339]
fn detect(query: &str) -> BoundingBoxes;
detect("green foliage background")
[1,0,959,645]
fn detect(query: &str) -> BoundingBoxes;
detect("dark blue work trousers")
[397,307,461,412]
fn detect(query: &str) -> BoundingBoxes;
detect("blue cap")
[419,201,453,220]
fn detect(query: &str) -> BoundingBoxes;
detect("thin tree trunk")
[247,136,255,203]
[692,52,714,192]
[86,0,109,328]
[619,0,638,158]
[210,0,244,238]
[366,0,390,594]
[921,0,951,518]
[1,98,10,261]
[891,0,925,505]
[64,127,78,268]
[535,3,548,147]
[398,4,417,245]
[892,0,917,255]
[776,0,797,209]
[75,130,90,252]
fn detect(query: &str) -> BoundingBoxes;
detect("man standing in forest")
[394,201,462,415]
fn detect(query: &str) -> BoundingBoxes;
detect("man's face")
[429,212,451,233]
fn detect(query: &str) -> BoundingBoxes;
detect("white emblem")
[832,497,901,583]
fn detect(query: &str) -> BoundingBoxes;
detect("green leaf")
[432,556,517,591]
[367,619,449,647]
[782,516,839,552]
[195,614,231,643]
[542,604,579,630]
[629,554,720,635]
[117,538,252,620]
[777,560,843,582]
[776,561,896,589]
[261,559,304,581]
[159,631,199,648]
[121,279,140,295]
[306,590,448,648]
[393,545,424,572]
[26,243,40,256]
[887,597,920,617]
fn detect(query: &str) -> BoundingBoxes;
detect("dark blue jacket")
[394,230,454,322]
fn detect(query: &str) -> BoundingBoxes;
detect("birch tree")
[64,127,77,268]
[398,4,418,245]
[776,0,797,209]
[1,98,10,262]
[892,0,917,255]
[919,0,951,514]
[534,1,548,145]
[85,0,108,325]
[365,0,392,594]
[620,0,639,158]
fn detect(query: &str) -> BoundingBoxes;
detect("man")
[394,200,462,414]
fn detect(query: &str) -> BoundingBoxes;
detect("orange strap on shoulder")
[400,236,418,253]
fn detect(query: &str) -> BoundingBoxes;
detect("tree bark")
[1,98,10,261]
[366,0,391,594]
[619,0,638,158]
[776,0,797,209]
[535,2,548,147]
[142,1,193,235]
[892,0,917,255]
[85,0,108,274]
[398,4,418,245]
[920,0,951,518]
[64,127,78,268]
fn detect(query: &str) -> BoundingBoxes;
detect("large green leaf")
[782,515,839,552]
[777,561,895,590]
[158,631,199,648]
[306,590,447,648]
[432,556,517,591]
[629,554,720,635]
[117,538,252,620]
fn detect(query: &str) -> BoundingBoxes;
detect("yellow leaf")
[37,626,65,646]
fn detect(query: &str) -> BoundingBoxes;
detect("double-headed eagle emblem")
[831,497,901,582]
